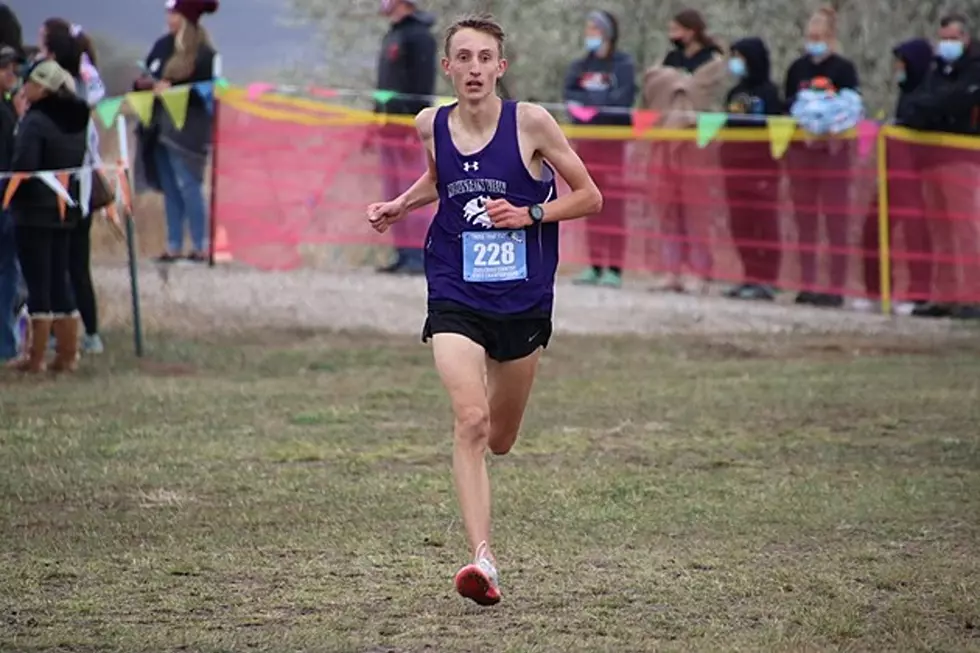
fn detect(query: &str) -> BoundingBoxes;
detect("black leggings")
[68,217,98,335]
[16,226,75,317]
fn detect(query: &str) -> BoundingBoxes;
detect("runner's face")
[443,28,507,101]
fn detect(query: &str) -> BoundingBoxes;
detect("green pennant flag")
[95,96,125,128]
[160,86,191,129]
[215,77,229,88]
[126,91,155,125]
[696,112,727,147]
[372,89,397,104]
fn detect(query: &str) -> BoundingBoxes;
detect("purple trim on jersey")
[425,100,560,315]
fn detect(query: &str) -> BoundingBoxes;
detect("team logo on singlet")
[462,196,493,228]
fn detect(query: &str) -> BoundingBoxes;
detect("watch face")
[529,205,544,221]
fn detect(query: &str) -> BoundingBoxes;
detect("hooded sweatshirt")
[563,49,636,126]
[724,37,783,128]
[374,10,437,116]
[896,39,980,134]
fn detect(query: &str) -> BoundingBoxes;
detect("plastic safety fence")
[212,88,980,304]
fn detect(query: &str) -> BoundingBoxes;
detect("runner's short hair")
[444,13,505,58]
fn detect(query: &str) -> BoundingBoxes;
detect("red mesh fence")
[212,93,980,304]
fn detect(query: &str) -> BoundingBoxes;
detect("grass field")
[1,329,979,652]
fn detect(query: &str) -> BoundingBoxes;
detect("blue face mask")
[728,57,746,77]
[585,36,603,53]
[937,39,964,62]
[806,41,828,58]
[895,69,906,84]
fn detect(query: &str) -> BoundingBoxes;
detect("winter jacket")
[897,41,980,134]
[375,11,437,116]
[563,49,636,126]
[724,37,783,127]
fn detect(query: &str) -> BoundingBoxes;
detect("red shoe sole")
[454,564,501,606]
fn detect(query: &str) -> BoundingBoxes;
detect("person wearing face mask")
[783,6,860,309]
[897,14,980,319]
[719,37,783,302]
[642,8,726,293]
[857,39,934,316]
[564,9,635,288]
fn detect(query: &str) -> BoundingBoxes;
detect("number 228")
[473,241,516,266]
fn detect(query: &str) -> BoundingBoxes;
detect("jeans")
[0,210,20,360]
[154,143,208,254]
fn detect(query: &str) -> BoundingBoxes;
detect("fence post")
[115,115,145,357]
[876,126,892,315]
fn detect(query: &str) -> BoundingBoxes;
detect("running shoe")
[454,541,501,606]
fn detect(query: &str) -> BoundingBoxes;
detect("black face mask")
[671,38,685,50]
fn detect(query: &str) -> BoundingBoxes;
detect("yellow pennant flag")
[126,91,155,125]
[160,86,191,129]
[434,96,455,106]
[766,116,797,160]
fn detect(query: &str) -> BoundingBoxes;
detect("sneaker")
[573,267,600,285]
[598,268,622,288]
[454,541,501,606]
[155,252,182,264]
[82,333,104,355]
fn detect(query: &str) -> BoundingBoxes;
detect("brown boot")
[50,316,80,373]
[10,317,52,373]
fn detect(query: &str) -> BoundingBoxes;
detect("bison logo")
[462,195,493,228]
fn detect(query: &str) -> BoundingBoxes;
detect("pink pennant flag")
[567,104,599,123]
[857,120,879,158]
[246,82,274,100]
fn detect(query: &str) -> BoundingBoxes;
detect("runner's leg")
[486,349,541,455]
[431,332,493,553]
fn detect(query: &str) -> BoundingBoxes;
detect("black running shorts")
[422,301,553,362]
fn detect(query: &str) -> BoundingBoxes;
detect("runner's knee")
[454,405,490,445]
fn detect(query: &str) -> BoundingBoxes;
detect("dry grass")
[1,330,978,652]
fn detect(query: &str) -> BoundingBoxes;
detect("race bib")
[462,230,527,283]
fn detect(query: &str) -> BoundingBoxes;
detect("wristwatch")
[528,204,544,224]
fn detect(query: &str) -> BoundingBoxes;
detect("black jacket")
[9,93,90,229]
[784,52,859,109]
[563,49,636,127]
[0,95,15,171]
[663,43,722,74]
[897,41,980,134]
[375,11,437,116]
[725,37,783,128]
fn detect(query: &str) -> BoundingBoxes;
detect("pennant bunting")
[95,96,125,129]
[215,77,229,89]
[160,86,191,129]
[1,172,26,208]
[194,81,214,113]
[695,112,727,147]
[567,103,599,123]
[857,120,879,159]
[126,91,155,125]
[631,109,659,136]
[246,82,274,100]
[434,95,456,106]
[78,167,92,216]
[372,89,397,104]
[766,116,796,159]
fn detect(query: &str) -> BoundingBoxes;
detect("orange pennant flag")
[1,172,27,208]
[56,172,71,220]
[116,164,133,213]
[632,109,660,136]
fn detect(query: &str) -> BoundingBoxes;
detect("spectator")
[373,0,436,276]
[858,38,934,315]
[898,14,980,320]
[642,8,726,293]
[0,43,21,364]
[134,0,219,264]
[8,59,89,373]
[40,19,106,354]
[564,9,636,288]
[0,3,21,60]
[784,5,862,308]
[720,37,783,301]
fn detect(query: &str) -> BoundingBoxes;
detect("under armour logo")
[463,161,479,172]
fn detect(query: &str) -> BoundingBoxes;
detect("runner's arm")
[394,108,439,212]
[521,103,602,223]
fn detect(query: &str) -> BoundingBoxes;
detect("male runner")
[367,14,602,606]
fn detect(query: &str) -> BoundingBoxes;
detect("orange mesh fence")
[212,89,980,304]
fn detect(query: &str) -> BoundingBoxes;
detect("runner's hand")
[367,200,405,234]
[486,199,532,229]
